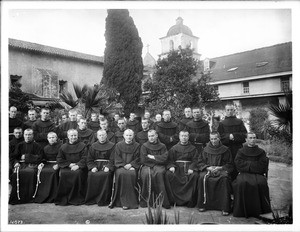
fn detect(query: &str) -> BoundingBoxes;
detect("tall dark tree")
[143,46,219,121]
[102,9,143,116]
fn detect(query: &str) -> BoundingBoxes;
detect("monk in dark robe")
[126,113,141,134]
[85,130,115,206]
[32,108,57,148]
[114,118,126,143]
[217,103,247,180]
[178,107,193,132]
[9,106,24,141]
[185,107,210,149]
[233,132,271,218]
[9,129,43,204]
[143,111,154,129]
[9,127,24,175]
[110,113,120,133]
[88,113,100,132]
[77,118,95,148]
[165,131,199,207]
[197,131,233,216]
[57,110,78,142]
[55,129,87,205]
[110,129,140,210]
[155,110,179,150]
[33,132,62,203]
[23,109,37,130]
[100,118,115,143]
[136,118,150,145]
[139,130,170,209]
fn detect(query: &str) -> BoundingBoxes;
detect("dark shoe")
[198,208,206,212]
[122,206,129,210]
[222,211,229,216]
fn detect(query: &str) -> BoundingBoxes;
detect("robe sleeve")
[189,148,199,171]
[153,145,168,164]
[87,146,97,170]
[114,144,126,168]
[24,143,44,164]
[106,145,115,171]
[76,146,87,169]
[221,149,234,173]
[235,150,268,174]
[232,122,247,144]
[198,151,209,172]
[12,143,22,166]
[166,148,177,169]
[129,145,140,169]
[57,148,71,168]
[217,123,231,145]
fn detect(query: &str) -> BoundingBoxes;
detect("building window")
[214,85,219,94]
[33,68,59,98]
[243,81,249,94]
[59,80,68,93]
[281,77,290,92]
[169,40,174,50]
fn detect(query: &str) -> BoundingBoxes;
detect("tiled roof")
[209,42,292,82]
[9,38,104,64]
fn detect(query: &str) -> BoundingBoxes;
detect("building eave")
[208,71,292,85]
[219,92,288,101]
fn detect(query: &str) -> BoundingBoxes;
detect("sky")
[6,4,293,61]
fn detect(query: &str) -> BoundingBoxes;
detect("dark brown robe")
[55,140,87,205]
[114,129,125,143]
[126,119,142,134]
[197,141,233,212]
[57,120,78,141]
[139,141,170,208]
[32,119,57,148]
[110,141,140,209]
[155,120,179,150]
[185,119,210,147]
[217,116,247,180]
[77,128,95,148]
[88,121,100,132]
[9,117,24,140]
[136,129,149,145]
[85,140,115,206]
[178,116,193,132]
[165,142,199,207]
[9,141,43,204]
[233,145,271,217]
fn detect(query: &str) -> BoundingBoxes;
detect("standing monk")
[58,109,78,143]
[99,118,115,143]
[217,103,247,180]
[88,113,100,132]
[9,129,43,204]
[155,110,178,150]
[23,109,37,130]
[126,113,141,134]
[139,130,170,209]
[165,131,199,207]
[233,132,271,218]
[110,129,140,210]
[178,107,193,132]
[32,108,56,148]
[136,118,150,145]
[77,118,95,149]
[85,130,115,206]
[114,118,127,143]
[197,131,233,216]
[55,129,87,205]
[185,107,210,149]
[9,106,23,141]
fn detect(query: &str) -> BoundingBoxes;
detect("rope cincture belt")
[203,171,211,204]
[32,168,42,198]
[47,160,57,163]
[15,166,20,200]
[94,159,109,162]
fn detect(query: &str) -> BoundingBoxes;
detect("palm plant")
[59,83,115,118]
[268,92,292,134]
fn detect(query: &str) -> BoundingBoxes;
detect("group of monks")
[8,104,272,218]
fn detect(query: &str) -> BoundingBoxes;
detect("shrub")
[249,108,269,139]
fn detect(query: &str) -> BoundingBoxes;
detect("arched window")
[169,40,174,50]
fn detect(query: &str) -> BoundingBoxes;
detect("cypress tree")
[102,9,143,115]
